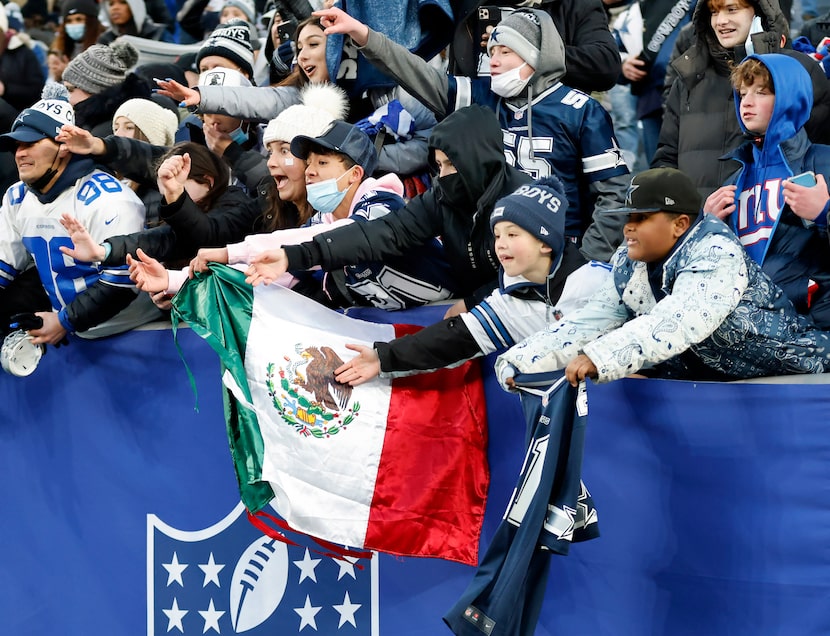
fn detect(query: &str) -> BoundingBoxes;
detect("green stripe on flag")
[171,264,274,512]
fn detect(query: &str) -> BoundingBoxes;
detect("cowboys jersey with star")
[448,76,629,242]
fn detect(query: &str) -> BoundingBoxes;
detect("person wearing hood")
[243,105,552,315]
[61,40,153,139]
[653,0,830,201]
[0,85,159,343]
[332,176,610,386]
[97,0,174,45]
[314,6,631,264]
[703,54,830,329]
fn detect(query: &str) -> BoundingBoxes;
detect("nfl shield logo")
[147,502,378,634]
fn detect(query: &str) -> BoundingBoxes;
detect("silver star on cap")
[625,182,640,207]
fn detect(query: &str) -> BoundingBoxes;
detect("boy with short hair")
[333,176,609,385]
[703,54,830,328]
[285,120,455,309]
[497,168,830,388]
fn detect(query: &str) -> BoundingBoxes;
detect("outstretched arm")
[59,213,107,263]
[315,7,450,116]
[334,344,380,386]
[127,248,171,294]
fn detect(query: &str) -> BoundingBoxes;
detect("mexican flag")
[172,265,489,565]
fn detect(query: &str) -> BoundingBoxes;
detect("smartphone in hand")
[788,171,817,187]
[477,6,502,45]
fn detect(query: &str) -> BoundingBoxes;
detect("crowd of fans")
[2,0,830,383]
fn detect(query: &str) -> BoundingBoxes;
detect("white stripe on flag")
[244,285,396,548]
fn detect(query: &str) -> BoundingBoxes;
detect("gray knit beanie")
[222,0,256,23]
[487,9,542,69]
[62,41,139,95]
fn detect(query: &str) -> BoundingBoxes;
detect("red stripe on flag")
[364,323,489,565]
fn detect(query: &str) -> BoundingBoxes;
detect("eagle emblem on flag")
[266,344,361,438]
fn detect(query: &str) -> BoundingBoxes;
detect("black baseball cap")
[604,168,702,216]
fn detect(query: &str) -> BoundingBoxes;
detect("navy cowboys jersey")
[315,186,456,310]
[444,371,598,636]
[448,76,628,240]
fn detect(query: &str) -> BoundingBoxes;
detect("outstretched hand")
[245,248,289,286]
[59,213,107,262]
[56,125,106,155]
[154,78,200,107]
[314,8,370,46]
[334,344,380,386]
[127,248,170,293]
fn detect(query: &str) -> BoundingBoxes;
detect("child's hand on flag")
[334,344,380,386]
[246,248,288,286]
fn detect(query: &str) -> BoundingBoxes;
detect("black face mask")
[436,172,474,208]
[27,146,61,193]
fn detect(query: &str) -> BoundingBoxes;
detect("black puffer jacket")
[653,0,830,199]
[283,105,531,304]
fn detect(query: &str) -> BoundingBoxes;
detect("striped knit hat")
[197,19,255,79]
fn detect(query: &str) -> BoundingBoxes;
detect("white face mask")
[490,63,531,98]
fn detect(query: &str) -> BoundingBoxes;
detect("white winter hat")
[197,65,253,88]
[113,99,179,147]
[263,84,350,146]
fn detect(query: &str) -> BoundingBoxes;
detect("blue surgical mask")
[65,23,86,41]
[306,168,354,214]
[229,126,248,145]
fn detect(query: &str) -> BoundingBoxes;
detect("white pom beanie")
[113,99,180,147]
[263,83,350,145]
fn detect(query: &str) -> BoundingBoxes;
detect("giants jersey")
[448,77,629,239]
[0,170,146,310]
